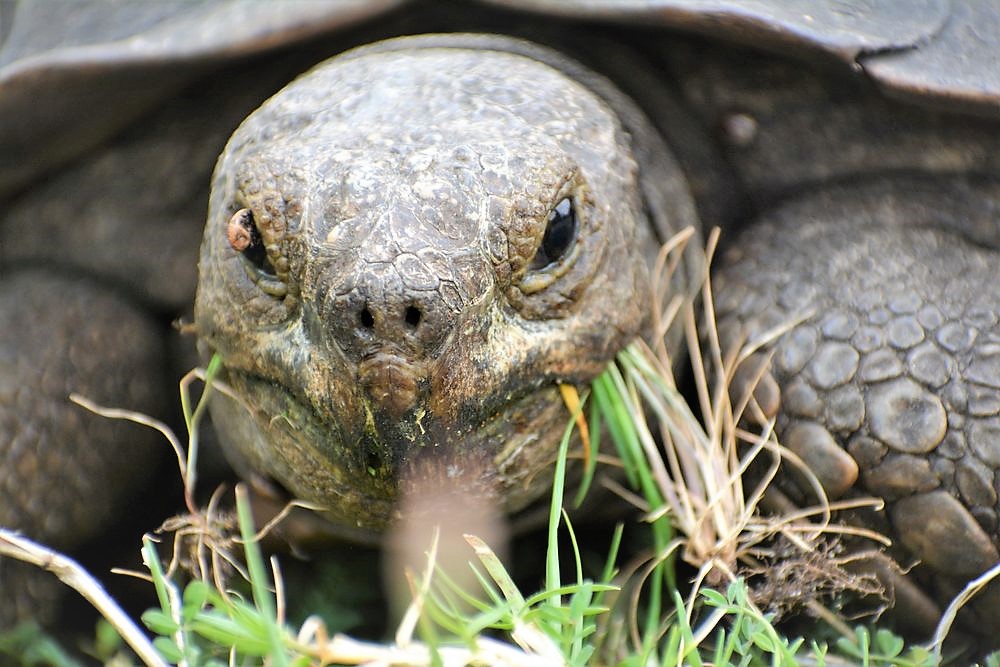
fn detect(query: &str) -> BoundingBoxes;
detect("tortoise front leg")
[0,271,167,624]
[714,175,1000,631]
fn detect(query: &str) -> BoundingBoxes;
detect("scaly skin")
[195,35,696,537]
[715,178,1000,627]
[0,272,165,622]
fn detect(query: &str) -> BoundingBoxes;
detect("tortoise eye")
[227,208,275,276]
[529,197,576,271]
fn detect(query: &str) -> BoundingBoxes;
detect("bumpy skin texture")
[715,180,1000,622]
[195,37,683,537]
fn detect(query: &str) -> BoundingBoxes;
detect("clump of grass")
[588,229,888,641]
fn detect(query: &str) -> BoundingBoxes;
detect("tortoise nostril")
[359,306,375,329]
[404,305,422,328]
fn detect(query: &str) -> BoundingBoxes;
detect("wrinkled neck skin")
[195,34,688,537]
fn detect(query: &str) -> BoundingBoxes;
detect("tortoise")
[2,0,999,638]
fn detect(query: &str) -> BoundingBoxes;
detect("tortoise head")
[195,34,688,536]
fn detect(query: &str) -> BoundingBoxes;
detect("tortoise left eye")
[529,197,576,270]
[227,208,273,275]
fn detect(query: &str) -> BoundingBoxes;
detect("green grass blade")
[545,412,577,606]
[235,484,289,667]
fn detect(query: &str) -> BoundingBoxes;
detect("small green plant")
[0,622,78,667]
[835,627,936,667]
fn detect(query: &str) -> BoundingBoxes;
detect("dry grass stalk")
[624,226,889,621]
[931,560,1000,662]
[0,528,166,667]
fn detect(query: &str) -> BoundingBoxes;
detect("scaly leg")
[715,176,1000,630]
[0,271,166,623]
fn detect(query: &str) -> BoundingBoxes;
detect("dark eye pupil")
[530,197,576,270]
[243,236,269,270]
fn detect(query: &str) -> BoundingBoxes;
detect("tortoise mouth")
[215,365,576,533]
